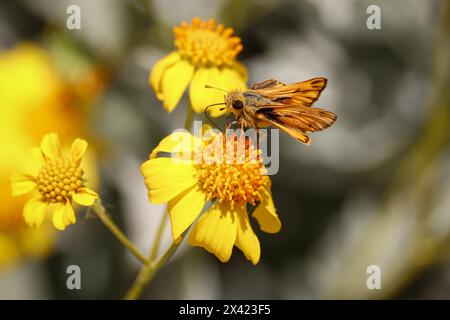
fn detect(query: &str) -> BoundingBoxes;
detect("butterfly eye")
[232,100,243,109]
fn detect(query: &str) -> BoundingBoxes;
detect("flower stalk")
[92,199,146,264]
[124,212,184,300]
[124,104,195,299]
[149,213,168,261]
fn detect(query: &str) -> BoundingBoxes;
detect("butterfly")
[207,77,337,144]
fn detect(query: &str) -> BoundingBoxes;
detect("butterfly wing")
[258,116,312,144]
[241,77,334,144]
[251,77,327,107]
[251,79,285,90]
[256,105,337,144]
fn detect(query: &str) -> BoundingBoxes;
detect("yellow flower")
[149,17,248,116]
[0,43,102,269]
[10,133,99,231]
[141,129,281,265]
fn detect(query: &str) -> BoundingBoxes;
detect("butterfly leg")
[226,116,231,128]
[227,120,238,130]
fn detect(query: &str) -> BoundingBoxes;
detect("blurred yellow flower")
[149,17,248,116]
[11,133,99,231]
[141,129,281,265]
[0,43,103,268]
[0,225,54,271]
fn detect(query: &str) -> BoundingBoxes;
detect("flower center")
[173,17,243,68]
[36,156,84,203]
[196,136,269,208]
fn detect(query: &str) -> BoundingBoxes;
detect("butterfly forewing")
[251,77,327,107]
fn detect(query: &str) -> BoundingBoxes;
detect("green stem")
[92,199,146,264]
[124,104,195,299]
[150,212,168,261]
[124,238,183,300]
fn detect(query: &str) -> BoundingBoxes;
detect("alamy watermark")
[366,5,381,30]
[66,264,81,290]
[366,265,381,290]
[167,121,280,175]
[66,5,81,30]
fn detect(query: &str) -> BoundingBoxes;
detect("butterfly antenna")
[204,103,226,131]
[204,84,228,92]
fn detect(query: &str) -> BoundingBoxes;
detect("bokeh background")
[1,0,449,299]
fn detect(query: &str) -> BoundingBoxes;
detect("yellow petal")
[161,60,195,112]
[189,67,226,114]
[52,202,76,230]
[70,138,88,163]
[10,174,36,196]
[149,52,181,99]
[189,202,238,263]
[65,202,76,225]
[233,61,248,82]
[28,148,45,174]
[207,66,248,118]
[23,197,47,227]
[52,204,65,230]
[72,188,98,206]
[253,190,281,233]
[208,107,228,118]
[149,131,199,160]
[221,67,247,91]
[31,147,44,164]
[235,207,260,265]
[168,185,207,239]
[141,157,198,204]
[40,132,61,160]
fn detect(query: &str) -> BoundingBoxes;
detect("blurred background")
[0,0,449,299]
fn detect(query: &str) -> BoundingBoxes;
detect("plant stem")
[124,238,183,300]
[149,212,168,261]
[124,104,195,299]
[92,199,146,264]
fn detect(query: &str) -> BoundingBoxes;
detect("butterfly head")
[225,90,246,118]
